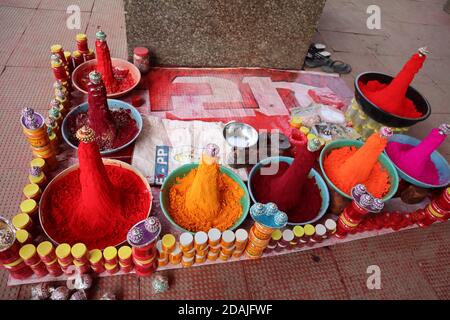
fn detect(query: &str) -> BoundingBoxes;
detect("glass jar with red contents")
[30,261,49,277]
[133,47,150,74]
[434,187,450,212]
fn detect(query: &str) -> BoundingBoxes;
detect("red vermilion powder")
[95,35,118,92]
[251,130,322,223]
[76,65,136,94]
[360,50,426,118]
[42,141,150,249]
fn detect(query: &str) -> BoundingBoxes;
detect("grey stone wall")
[124,0,326,69]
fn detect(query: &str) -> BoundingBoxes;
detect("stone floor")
[0,0,449,300]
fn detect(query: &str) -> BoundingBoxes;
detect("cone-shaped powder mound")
[251,130,323,223]
[169,152,244,232]
[41,129,150,249]
[386,127,448,184]
[360,49,426,118]
[323,131,391,198]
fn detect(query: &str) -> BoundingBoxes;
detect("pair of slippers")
[304,43,352,74]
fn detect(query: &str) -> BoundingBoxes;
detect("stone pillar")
[124,0,326,69]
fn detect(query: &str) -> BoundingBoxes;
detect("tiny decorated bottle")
[20,107,49,149]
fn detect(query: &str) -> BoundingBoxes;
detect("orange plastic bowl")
[72,58,141,98]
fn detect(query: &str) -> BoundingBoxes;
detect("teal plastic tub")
[160,163,250,233]
[247,156,330,225]
[319,139,399,201]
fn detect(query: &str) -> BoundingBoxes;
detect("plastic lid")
[76,33,87,41]
[304,224,315,236]
[56,243,71,259]
[73,259,86,267]
[179,232,193,246]
[235,229,248,242]
[293,226,305,237]
[315,224,327,236]
[29,173,44,184]
[194,231,208,245]
[20,199,37,213]
[50,44,62,53]
[271,229,282,241]
[170,247,181,256]
[37,241,53,257]
[156,240,163,253]
[72,50,82,57]
[89,249,102,264]
[30,158,45,168]
[307,133,317,140]
[300,126,310,135]
[103,246,118,260]
[23,184,40,197]
[105,263,117,271]
[133,47,149,57]
[118,246,132,260]
[71,243,87,259]
[208,228,221,242]
[282,229,294,242]
[19,244,36,260]
[325,219,337,231]
[12,213,30,229]
[221,230,235,243]
[15,229,29,243]
[162,234,176,248]
[64,51,71,58]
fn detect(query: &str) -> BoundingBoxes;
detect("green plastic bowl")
[319,139,399,201]
[160,163,250,234]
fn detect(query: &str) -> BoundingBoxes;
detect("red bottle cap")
[134,47,149,57]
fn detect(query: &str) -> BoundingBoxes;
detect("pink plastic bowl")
[72,58,141,98]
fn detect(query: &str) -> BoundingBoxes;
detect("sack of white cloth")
[132,115,248,185]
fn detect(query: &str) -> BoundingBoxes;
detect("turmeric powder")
[168,154,244,232]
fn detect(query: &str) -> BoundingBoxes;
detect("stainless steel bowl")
[223,121,259,149]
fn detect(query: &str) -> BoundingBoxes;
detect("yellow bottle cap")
[76,33,87,41]
[29,173,45,184]
[73,259,86,267]
[4,258,23,268]
[72,50,82,57]
[20,199,37,214]
[300,126,310,135]
[103,246,118,260]
[19,244,36,261]
[56,243,71,259]
[50,44,62,53]
[71,243,87,259]
[12,213,30,229]
[271,229,282,241]
[15,229,29,243]
[64,51,71,59]
[89,249,103,264]
[293,226,305,237]
[104,262,118,271]
[30,158,45,169]
[162,234,176,249]
[289,117,302,128]
[23,183,40,198]
[37,241,53,257]
[307,133,317,140]
[304,224,315,236]
[118,246,132,260]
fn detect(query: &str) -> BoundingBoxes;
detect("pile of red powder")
[76,65,136,94]
[41,161,150,249]
[66,108,139,151]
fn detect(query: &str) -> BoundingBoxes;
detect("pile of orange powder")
[323,130,392,198]
[168,152,244,232]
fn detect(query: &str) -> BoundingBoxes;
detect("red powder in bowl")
[40,165,150,249]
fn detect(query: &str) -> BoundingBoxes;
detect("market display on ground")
[0,29,449,300]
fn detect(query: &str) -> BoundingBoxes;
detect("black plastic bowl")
[354,72,431,128]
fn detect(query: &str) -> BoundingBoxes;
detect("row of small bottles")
[345,98,409,140]
[265,218,337,253]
